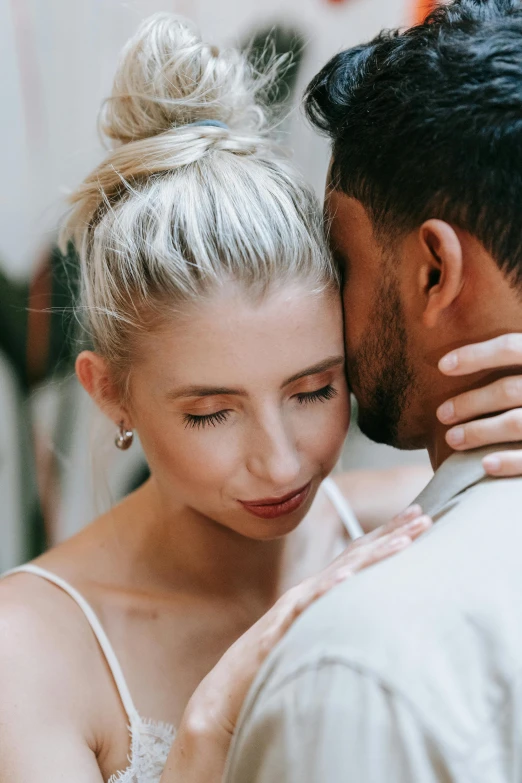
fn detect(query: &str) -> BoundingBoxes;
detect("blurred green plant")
[0,242,80,563]
[242,25,306,117]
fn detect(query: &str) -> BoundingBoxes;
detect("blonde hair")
[61,13,337,385]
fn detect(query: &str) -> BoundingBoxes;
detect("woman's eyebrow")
[166,385,246,400]
[166,356,345,400]
[283,355,345,386]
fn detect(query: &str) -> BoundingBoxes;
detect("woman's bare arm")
[0,583,104,782]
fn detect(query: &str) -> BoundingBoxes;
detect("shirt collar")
[414,443,522,519]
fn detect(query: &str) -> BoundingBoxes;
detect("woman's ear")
[418,220,464,329]
[76,351,131,426]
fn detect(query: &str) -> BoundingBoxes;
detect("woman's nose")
[246,419,301,489]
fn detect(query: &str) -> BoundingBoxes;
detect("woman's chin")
[241,515,305,541]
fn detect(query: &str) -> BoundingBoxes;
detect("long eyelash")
[184,386,337,427]
[296,384,338,405]
[184,410,231,429]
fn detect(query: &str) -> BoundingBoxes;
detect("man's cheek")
[342,289,364,355]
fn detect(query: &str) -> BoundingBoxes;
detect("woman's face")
[128,281,350,540]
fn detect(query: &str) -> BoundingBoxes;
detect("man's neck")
[425,363,522,471]
[427,419,457,471]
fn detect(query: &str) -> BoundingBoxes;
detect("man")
[224,1,522,780]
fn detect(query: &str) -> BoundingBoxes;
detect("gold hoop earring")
[115,421,134,451]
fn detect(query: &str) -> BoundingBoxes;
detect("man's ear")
[418,220,464,329]
[76,351,131,427]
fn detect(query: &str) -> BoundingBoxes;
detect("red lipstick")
[239,482,312,519]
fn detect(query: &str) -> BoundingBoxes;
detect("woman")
[1,16,522,782]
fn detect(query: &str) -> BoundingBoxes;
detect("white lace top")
[2,479,362,782]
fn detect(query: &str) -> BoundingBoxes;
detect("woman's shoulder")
[0,561,108,737]
[0,565,93,689]
[0,569,112,776]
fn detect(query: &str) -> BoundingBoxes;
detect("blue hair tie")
[187,119,229,130]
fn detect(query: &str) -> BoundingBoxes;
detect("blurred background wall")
[0,0,433,570]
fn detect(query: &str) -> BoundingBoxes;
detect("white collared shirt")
[224,445,522,783]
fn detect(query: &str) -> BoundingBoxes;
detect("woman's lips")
[239,482,312,519]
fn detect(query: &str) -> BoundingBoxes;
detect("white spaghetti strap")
[2,564,140,725]
[322,477,364,541]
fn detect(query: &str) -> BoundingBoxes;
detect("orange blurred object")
[412,0,437,24]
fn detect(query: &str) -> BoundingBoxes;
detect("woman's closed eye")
[183,384,338,430]
[295,384,338,405]
[184,410,231,429]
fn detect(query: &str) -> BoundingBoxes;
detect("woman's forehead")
[134,283,344,389]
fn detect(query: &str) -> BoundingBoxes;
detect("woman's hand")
[162,506,431,782]
[437,334,522,476]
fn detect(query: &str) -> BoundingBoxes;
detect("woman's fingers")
[443,409,522,450]
[288,516,428,620]
[483,450,522,477]
[354,504,423,545]
[242,513,432,672]
[384,504,424,533]
[285,511,433,629]
[333,513,431,575]
[439,334,522,376]
[366,514,431,554]
[194,507,432,744]
[437,377,522,426]
[184,506,431,763]
[331,534,411,582]
[293,534,410,613]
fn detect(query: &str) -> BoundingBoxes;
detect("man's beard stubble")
[347,275,417,449]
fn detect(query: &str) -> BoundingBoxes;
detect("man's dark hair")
[305,0,522,284]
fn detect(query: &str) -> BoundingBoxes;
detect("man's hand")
[438,334,522,476]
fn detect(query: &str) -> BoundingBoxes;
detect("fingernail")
[483,455,501,474]
[437,400,455,423]
[447,426,465,447]
[404,515,430,533]
[397,504,422,521]
[439,352,458,372]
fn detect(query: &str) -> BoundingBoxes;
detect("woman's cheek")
[295,392,350,473]
[322,394,350,466]
[143,420,240,493]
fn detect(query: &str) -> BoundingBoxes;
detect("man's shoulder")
[226,477,522,782]
[264,475,522,715]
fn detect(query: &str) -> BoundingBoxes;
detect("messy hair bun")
[61,14,336,388]
[100,14,267,143]
[64,14,275,242]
